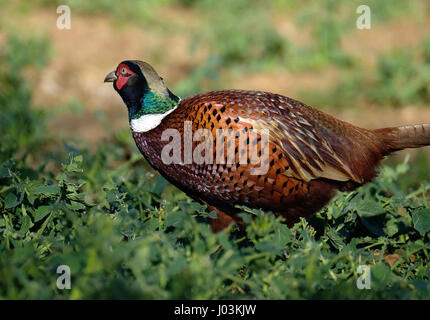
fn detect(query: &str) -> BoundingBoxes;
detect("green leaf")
[355,199,386,218]
[165,211,185,229]
[372,263,392,285]
[0,160,14,178]
[153,176,168,195]
[207,209,217,219]
[19,214,32,234]
[4,192,19,209]
[327,228,344,250]
[385,218,399,237]
[63,155,84,173]
[34,184,60,195]
[412,208,430,236]
[33,205,51,222]
[66,201,86,211]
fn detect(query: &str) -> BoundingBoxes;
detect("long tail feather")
[373,123,430,154]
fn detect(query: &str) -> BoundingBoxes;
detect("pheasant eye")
[121,67,127,75]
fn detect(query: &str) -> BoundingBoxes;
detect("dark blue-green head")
[104,60,180,120]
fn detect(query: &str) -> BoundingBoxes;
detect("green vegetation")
[303,39,430,109]
[1,32,430,299]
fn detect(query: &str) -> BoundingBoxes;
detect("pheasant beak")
[104,71,117,83]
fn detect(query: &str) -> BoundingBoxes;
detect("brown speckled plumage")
[106,61,430,232]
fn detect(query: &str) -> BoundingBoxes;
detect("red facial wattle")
[115,75,129,90]
[115,63,136,90]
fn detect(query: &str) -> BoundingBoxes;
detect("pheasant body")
[105,61,430,232]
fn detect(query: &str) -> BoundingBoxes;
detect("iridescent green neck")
[129,91,180,120]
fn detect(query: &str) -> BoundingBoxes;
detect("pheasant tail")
[374,123,430,154]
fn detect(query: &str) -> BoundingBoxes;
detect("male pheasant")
[105,60,430,232]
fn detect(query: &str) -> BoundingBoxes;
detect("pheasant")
[104,60,430,232]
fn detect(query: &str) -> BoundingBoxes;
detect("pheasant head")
[104,60,180,130]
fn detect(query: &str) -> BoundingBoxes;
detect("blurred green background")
[1,0,430,299]
[2,0,430,145]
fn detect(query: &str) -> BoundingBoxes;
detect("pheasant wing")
[215,90,363,183]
